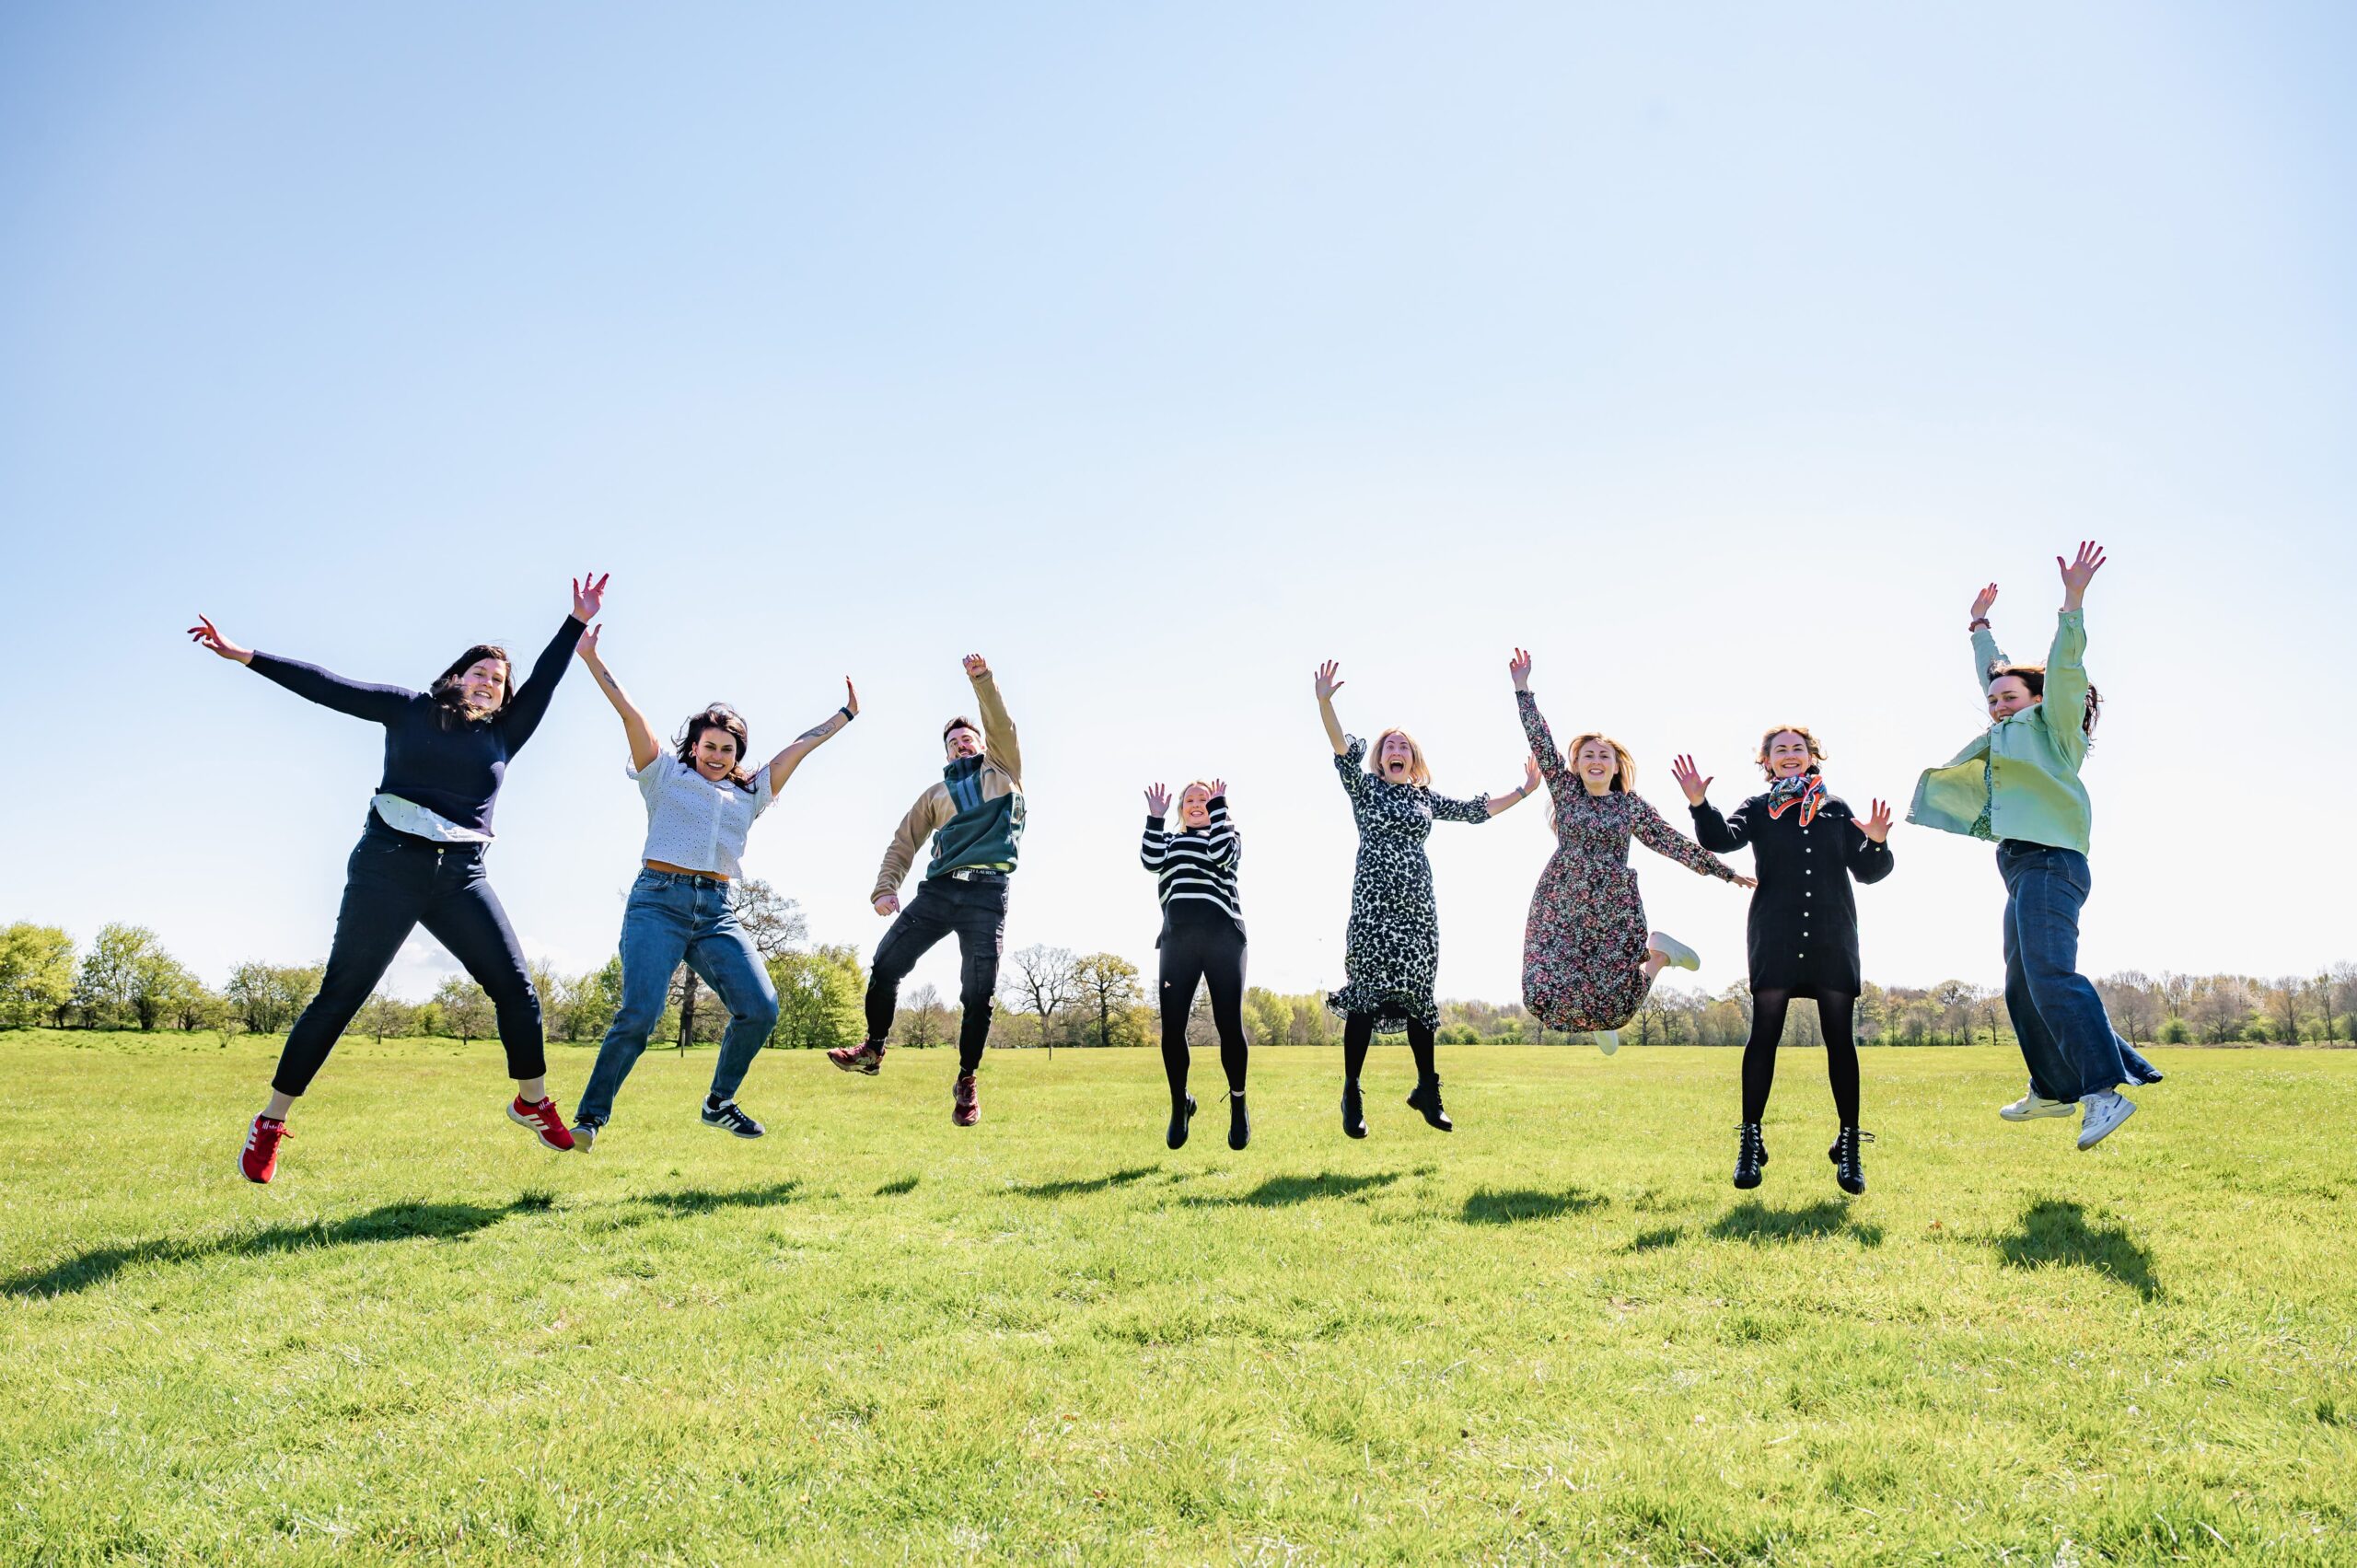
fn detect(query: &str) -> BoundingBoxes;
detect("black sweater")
[249,615,586,835]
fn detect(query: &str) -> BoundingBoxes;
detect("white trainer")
[1593,1028,1620,1055]
[1647,931,1701,971]
[1998,1089,2076,1121]
[2075,1090,2136,1150]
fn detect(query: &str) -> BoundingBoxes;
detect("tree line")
[5,910,2352,1051]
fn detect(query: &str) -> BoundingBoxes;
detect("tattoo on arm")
[596,670,621,694]
[793,720,833,745]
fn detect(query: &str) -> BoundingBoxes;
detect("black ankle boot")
[1405,1074,1453,1132]
[1341,1080,1367,1139]
[1733,1123,1765,1189]
[1828,1127,1872,1195]
[1167,1093,1196,1150]
[1227,1093,1250,1150]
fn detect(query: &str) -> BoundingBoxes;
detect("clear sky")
[5,3,2352,1010]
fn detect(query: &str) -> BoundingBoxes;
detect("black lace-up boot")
[1733,1123,1765,1189]
[1829,1127,1873,1196]
[1341,1079,1367,1140]
[1405,1074,1453,1132]
[1167,1093,1196,1150]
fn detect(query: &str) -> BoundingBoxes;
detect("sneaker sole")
[507,1104,573,1152]
[829,1055,883,1075]
[702,1120,765,1139]
[237,1157,273,1185]
[2076,1098,2136,1151]
[2000,1103,2077,1121]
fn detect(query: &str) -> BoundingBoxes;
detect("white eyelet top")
[630,752,776,878]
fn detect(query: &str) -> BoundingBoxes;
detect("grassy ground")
[2,1029,2352,1565]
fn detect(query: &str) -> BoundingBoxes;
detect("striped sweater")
[1140,796,1243,923]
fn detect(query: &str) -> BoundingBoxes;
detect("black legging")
[1342,1011,1438,1084]
[1739,989,1860,1127]
[1157,905,1248,1099]
[274,819,544,1097]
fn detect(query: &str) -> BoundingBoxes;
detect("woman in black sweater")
[1673,726,1893,1195]
[189,574,606,1184]
[1140,780,1249,1150]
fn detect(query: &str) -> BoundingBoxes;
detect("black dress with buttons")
[1689,788,1894,997]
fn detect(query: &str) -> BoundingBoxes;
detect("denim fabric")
[273,815,543,1096]
[864,877,1008,1072]
[575,870,780,1127]
[1998,842,2162,1100]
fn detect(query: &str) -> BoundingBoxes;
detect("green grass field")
[3,1030,2352,1565]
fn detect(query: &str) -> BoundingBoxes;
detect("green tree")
[73,924,196,1030]
[0,924,77,1030]
[356,992,416,1042]
[769,945,865,1051]
[434,975,494,1044]
[1072,953,1144,1048]
[225,962,323,1039]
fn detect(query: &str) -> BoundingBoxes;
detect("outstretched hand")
[187,615,251,664]
[1670,753,1711,807]
[572,572,609,622]
[842,677,860,717]
[1854,798,1893,843]
[1208,778,1227,801]
[575,622,602,662]
[1313,660,1344,703]
[1144,783,1171,818]
[1970,583,1998,623]
[1730,874,1759,889]
[2058,540,2105,610]
[1509,647,1532,691]
[1519,753,1542,797]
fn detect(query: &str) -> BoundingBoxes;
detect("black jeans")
[865,875,1008,1073]
[273,816,545,1097]
[1157,902,1248,1098]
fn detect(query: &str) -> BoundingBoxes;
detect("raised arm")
[1967,582,2007,691]
[766,679,859,795]
[1314,661,1349,756]
[1672,754,1749,852]
[964,654,1020,786]
[1140,784,1173,872]
[1631,795,1751,884]
[573,622,659,771]
[1509,649,1573,800]
[1846,797,1897,884]
[1200,792,1241,867]
[2041,542,2100,767]
[498,574,604,752]
[193,612,417,726]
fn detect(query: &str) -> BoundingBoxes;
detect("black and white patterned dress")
[1325,735,1491,1031]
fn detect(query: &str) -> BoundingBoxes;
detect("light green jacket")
[1907,610,2093,854]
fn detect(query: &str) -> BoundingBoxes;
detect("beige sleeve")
[973,671,1020,787]
[874,786,948,902]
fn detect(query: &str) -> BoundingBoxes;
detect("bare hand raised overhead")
[1670,753,1711,807]
[2057,541,2105,610]
[1509,647,1532,691]
[1313,661,1344,703]
[187,615,251,665]
[1969,583,1998,623]
[963,654,992,680]
[1854,798,1894,843]
[1144,784,1171,818]
[572,572,610,623]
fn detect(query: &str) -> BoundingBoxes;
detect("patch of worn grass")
[2,1030,2353,1563]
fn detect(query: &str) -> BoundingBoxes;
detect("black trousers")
[865,875,1008,1072]
[273,816,544,1097]
[1157,902,1248,1097]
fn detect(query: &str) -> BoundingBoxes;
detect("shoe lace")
[1736,1123,1763,1162]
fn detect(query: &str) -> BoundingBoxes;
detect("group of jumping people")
[189,540,2155,1195]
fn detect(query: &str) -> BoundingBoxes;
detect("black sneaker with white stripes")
[701,1097,766,1139]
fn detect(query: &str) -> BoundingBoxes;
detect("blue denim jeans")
[575,870,781,1127]
[1997,842,2163,1101]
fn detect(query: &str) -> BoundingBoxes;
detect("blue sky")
[5,3,2352,1008]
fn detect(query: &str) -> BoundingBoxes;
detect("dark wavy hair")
[1988,663,2103,740]
[676,704,755,790]
[428,645,512,728]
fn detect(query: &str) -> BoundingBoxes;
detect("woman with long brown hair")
[189,573,608,1184]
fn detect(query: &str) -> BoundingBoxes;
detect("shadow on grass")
[1459,1186,1608,1225]
[1008,1167,1159,1200]
[6,1193,555,1299]
[637,1180,802,1215]
[1626,1225,1685,1253]
[875,1176,920,1197]
[1185,1171,1401,1209]
[1995,1199,2161,1300]
[1710,1199,1884,1248]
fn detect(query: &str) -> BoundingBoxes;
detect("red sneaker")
[952,1073,980,1127]
[508,1096,576,1151]
[239,1115,290,1184]
[828,1040,887,1075]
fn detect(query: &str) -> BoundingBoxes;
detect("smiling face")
[1178,784,1213,829]
[1764,730,1815,779]
[1987,675,2040,722]
[944,725,984,762]
[691,727,741,782]
[1376,732,1417,782]
[1573,738,1621,793]
[454,657,508,713]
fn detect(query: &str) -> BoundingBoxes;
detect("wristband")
[839,705,854,722]
[1968,619,1991,632]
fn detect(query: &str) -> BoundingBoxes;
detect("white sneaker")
[1998,1089,2076,1121]
[2075,1091,2136,1150]
[570,1123,598,1152]
[1593,1029,1620,1055]
[1647,931,1701,971]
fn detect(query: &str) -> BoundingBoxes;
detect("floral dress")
[1517,691,1740,1032]
[1325,735,1492,1031]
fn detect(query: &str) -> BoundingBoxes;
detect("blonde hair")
[1756,724,1827,778]
[1176,780,1218,827]
[1564,732,1636,792]
[1369,728,1433,789]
